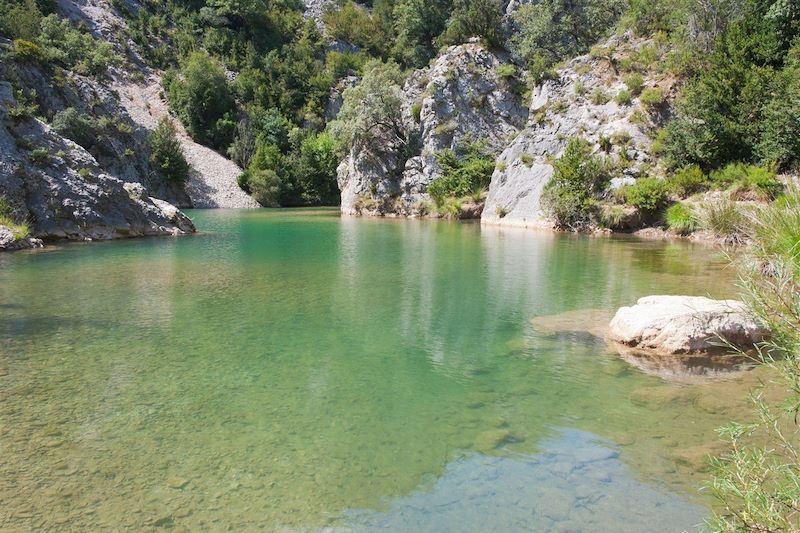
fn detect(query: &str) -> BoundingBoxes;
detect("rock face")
[56,0,259,209]
[0,79,195,243]
[608,296,768,355]
[482,33,668,228]
[338,41,528,216]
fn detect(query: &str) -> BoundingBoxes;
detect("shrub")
[622,176,668,213]
[438,0,504,50]
[708,192,800,531]
[323,0,391,56]
[52,108,95,149]
[428,140,495,204]
[639,87,664,109]
[0,0,43,41]
[149,118,190,182]
[27,147,50,165]
[243,168,283,207]
[590,88,610,105]
[541,137,611,229]
[165,52,236,150]
[624,73,644,95]
[598,203,628,229]
[710,163,782,200]
[496,64,516,79]
[668,165,708,196]
[36,14,118,75]
[411,102,422,123]
[327,59,406,156]
[614,89,632,105]
[11,39,45,61]
[665,202,698,234]
[508,0,626,70]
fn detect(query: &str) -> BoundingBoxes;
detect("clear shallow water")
[0,208,761,530]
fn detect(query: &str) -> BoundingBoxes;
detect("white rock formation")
[337,41,528,216]
[482,34,665,228]
[608,295,768,355]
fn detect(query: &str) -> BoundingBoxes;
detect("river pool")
[0,208,763,531]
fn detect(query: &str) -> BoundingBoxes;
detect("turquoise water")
[0,208,757,530]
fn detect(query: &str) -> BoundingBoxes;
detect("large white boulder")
[608,295,768,354]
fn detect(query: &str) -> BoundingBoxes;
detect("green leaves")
[428,140,495,204]
[541,137,612,229]
[149,118,191,182]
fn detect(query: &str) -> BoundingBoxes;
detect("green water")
[0,209,761,531]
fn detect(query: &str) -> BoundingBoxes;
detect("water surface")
[0,209,759,530]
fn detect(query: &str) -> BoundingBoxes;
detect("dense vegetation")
[708,192,800,531]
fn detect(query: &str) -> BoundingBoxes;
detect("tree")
[439,0,504,49]
[327,59,407,155]
[391,0,452,67]
[165,51,236,150]
[509,0,625,68]
[149,118,191,182]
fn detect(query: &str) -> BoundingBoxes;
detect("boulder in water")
[608,295,767,355]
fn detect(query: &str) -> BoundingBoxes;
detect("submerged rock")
[608,295,767,355]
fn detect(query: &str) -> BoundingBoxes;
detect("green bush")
[36,14,118,75]
[697,197,747,240]
[323,1,392,56]
[590,88,610,105]
[709,192,800,532]
[614,89,632,105]
[149,118,190,182]
[0,0,43,41]
[245,167,283,207]
[541,137,611,229]
[27,147,50,165]
[668,165,708,196]
[508,0,625,70]
[639,87,664,109]
[165,52,237,151]
[621,176,668,213]
[598,203,629,230]
[624,73,644,95]
[51,107,95,149]
[428,140,495,204]
[664,202,698,234]
[327,59,406,156]
[710,163,782,200]
[10,38,45,61]
[438,0,504,50]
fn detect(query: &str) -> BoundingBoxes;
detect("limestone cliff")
[337,34,673,226]
[0,76,195,243]
[337,41,528,216]
[483,34,671,227]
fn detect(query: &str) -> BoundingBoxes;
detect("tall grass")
[707,191,800,531]
[0,196,29,241]
[698,197,748,243]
